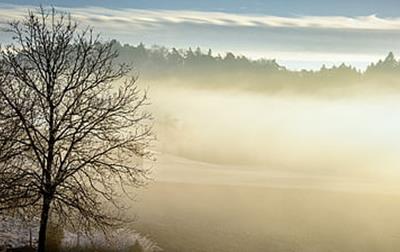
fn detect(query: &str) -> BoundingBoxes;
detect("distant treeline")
[112,40,400,93]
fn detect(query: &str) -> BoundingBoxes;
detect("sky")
[0,0,400,70]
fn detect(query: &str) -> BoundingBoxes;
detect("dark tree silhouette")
[0,8,153,252]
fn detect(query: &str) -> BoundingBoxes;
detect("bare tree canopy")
[0,7,153,252]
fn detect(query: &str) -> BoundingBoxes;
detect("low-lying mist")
[150,84,400,184]
[131,78,400,252]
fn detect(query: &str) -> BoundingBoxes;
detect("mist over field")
[152,87,400,182]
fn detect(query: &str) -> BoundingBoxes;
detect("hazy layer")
[130,83,400,252]
[151,86,400,187]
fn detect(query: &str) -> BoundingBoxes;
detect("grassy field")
[131,180,400,252]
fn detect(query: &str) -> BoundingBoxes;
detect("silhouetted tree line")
[111,40,400,92]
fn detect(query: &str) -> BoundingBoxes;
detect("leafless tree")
[0,7,153,252]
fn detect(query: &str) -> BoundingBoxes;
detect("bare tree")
[0,8,153,252]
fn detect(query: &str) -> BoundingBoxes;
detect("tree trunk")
[29,227,32,247]
[37,196,51,252]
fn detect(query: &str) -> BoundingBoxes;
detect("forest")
[112,40,400,94]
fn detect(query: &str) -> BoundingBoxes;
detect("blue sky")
[1,0,400,70]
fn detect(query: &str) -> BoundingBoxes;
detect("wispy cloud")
[1,4,400,31]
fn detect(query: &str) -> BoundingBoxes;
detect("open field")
[134,182,400,252]
[130,154,400,252]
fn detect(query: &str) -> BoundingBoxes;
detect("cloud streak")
[49,8,400,31]
[1,4,400,31]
